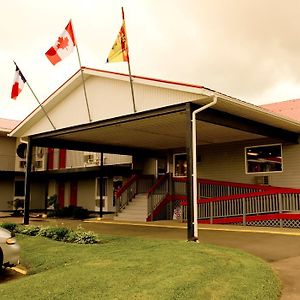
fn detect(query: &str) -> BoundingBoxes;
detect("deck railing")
[173,177,270,199]
[115,175,154,216]
[147,174,169,221]
[179,188,300,225]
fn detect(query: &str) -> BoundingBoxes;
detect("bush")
[0,222,18,232]
[17,225,40,236]
[48,205,90,219]
[0,223,99,244]
[66,229,98,244]
[38,226,71,241]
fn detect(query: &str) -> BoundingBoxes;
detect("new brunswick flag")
[106,16,129,63]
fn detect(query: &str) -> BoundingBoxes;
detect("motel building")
[8,67,300,240]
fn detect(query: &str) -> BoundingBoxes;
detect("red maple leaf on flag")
[57,36,69,49]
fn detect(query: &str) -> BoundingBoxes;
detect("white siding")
[77,178,96,211]
[0,180,14,210]
[19,76,202,137]
[197,139,300,189]
[0,136,16,171]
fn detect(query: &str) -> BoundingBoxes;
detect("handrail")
[115,174,139,216]
[179,187,300,205]
[115,174,139,198]
[172,176,273,191]
[177,186,300,226]
[148,173,169,197]
[147,173,170,221]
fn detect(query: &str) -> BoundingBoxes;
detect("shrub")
[0,222,18,232]
[0,223,98,244]
[17,225,40,236]
[66,230,98,244]
[38,226,70,241]
[48,205,90,219]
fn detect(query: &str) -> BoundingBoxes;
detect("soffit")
[44,111,264,151]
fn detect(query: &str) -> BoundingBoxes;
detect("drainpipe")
[192,95,218,240]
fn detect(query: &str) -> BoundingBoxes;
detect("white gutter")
[192,95,218,240]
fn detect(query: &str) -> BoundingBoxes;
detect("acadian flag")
[11,63,26,100]
[45,20,76,65]
[106,9,129,63]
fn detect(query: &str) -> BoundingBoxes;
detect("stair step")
[114,193,149,222]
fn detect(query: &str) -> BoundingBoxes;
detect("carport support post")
[99,152,104,218]
[24,138,33,225]
[186,103,195,240]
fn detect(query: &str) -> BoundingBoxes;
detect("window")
[96,178,107,198]
[96,178,107,208]
[174,154,187,177]
[14,181,25,197]
[245,144,282,174]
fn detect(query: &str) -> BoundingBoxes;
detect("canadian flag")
[11,63,26,100]
[45,20,76,65]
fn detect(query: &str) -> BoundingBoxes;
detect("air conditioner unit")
[34,159,44,170]
[35,147,45,159]
[19,160,26,169]
[84,153,100,166]
[254,175,269,185]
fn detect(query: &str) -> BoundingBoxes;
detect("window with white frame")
[245,144,283,174]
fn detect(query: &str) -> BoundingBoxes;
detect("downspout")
[192,95,218,240]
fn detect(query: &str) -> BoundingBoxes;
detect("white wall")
[196,138,300,189]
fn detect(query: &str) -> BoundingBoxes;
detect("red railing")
[147,177,300,227]
[147,174,170,221]
[115,174,154,216]
[115,175,139,215]
[115,174,139,198]
[178,187,300,225]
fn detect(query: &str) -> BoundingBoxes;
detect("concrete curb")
[84,219,300,237]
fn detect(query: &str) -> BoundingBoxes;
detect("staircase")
[114,193,148,222]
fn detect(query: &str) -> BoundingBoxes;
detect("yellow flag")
[106,20,129,63]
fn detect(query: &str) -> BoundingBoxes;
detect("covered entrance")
[10,67,300,240]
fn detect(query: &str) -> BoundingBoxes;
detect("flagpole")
[26,81,56,130]
[71,19,92,123]
[127,58,136,113]
[75,45,92,122]
[122,7,137,113]
[13,62,56,130]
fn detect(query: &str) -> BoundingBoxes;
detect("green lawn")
[2,235,280,300]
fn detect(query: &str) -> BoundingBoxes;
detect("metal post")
[279,194,283,228]
[23,138,33,225]
[44,181,49,214]
[210,202,213,224]
[99,152,104,218]
[242,198,246,226]
[186,103,195,241]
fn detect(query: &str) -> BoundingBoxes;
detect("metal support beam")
[186,103,195,240]
[24,138,33,225]
[197,108,299,144]
[31,137,164,158]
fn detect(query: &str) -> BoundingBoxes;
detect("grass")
[1,234,281,300]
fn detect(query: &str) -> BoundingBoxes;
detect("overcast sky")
[1,0,300,120]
